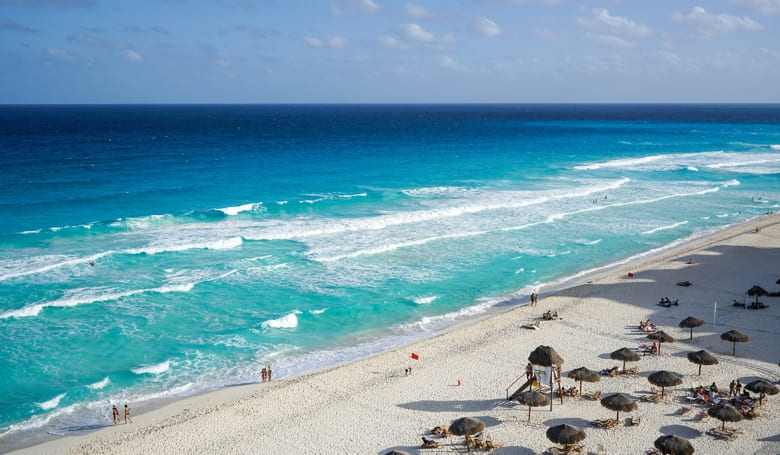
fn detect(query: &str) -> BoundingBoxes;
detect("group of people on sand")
[261,365,272,382]
[658,297,679,307]
[529,292,538,306]
[542,310,559,320]
[639,319,656,332]
[693,384,718,403]
[111,404,132,425]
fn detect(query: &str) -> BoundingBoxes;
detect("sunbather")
[421,437,441,449]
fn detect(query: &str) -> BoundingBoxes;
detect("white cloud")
[327,36,347,47]
[672,6,762,37]
[330,0,381,15]
[438,55,467,71]
[304,35,347,48]
[405,2,431,18]
[123,49,142,63]
[47,48,74,61]
[304,36,324,48]
[585,32,636,49]
[473,17,502,37]
[576,8,651,37]
[398,23,435,42]
[357,0,381,13]
[379,35,409,50]
[440,33,456,44]
[731,0,780,15]
[215,52,231,67]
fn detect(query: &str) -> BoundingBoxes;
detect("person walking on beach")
[267,365,272,381]
[525,363,533,380]
[112,405,119,425]
[530,293,536,307]
[261,367,267,382]
[124,404,132,424]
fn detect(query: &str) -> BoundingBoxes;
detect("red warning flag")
[411,353,419,360]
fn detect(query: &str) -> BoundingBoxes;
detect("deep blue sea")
[1,104,779,449]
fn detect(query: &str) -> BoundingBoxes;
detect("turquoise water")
[1,104,779,448]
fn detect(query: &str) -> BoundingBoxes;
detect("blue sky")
[1,0,779,103]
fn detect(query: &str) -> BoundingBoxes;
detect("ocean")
[1,104,779,450]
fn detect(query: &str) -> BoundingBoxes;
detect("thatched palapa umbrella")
[679,317,705,339]
[600,393,637,421]
[512,390,550,421]
[654,435,694,455]
[707,403,743,431]
[566,367,600,395]
[648,371,683,398]
[720,330,750,355]
[647,330,675,355]
[745,379,779,406]
[610,347,640,372]
[747,284,768,306]
[546,424,586,451]
[528,345,565,410]
[687,350,718,376]
[449,417,485,452]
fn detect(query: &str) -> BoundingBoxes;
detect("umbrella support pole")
[550,376,553,411]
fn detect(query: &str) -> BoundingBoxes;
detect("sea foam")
[87,377,110,390]
[131,360,171,375]
[37,393,66,410]
[218,202,262,216]
[261,311,301,329]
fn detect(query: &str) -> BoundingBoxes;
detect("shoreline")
[6,213,780,454]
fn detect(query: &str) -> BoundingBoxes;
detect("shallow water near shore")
[1,104,779,449]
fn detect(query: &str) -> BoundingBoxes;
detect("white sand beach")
[9,214,780,455]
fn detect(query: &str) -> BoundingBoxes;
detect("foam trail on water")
[0,252,111,282]
[218,202,262,216]
[37,393,66,411]
[261,311,301,329]
[131,360,170,375]
[87,377,110,390]
[125,236,243,255]
[642,221,689,235]
[0,281,198,319]
[247,178,631,241]
[413,296,437,304]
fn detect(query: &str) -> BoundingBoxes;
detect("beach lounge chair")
[601,367,618,377]
[640,394,661,403]
[707,427,743,440]
[523,320,542,330]
[584,390,601,400]
[591,419,619,429]
[485,439,504,451]
[421,437,442,449]
[631,415,641,426]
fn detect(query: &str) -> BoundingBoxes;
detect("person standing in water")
[124,404,132,424]
[112,405,119,425]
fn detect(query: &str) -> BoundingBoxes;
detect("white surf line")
[314,184,727,262]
